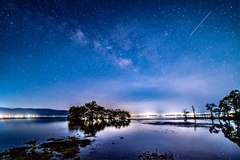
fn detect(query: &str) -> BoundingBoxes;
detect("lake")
[0,117,239,159]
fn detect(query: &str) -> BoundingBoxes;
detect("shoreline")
[0,116,68,120]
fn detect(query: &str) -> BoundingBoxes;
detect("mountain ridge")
[0,107,68,115]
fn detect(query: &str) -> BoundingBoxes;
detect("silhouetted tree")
[213,108,221,119]
[68,101,131,124]
[182,108,189,121]
[206,103,216,119]
[231,90,240,117]
[192,105,196,119]
[68,106,87,124]
[206,89,240,120]
[219,100,231,118]
[85,101,98,120]
[219,90,240,119]
[94,105,105,119]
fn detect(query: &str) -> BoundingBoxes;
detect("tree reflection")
[221,119,240,147]
[210,119,240,147]
[68,119,131,137]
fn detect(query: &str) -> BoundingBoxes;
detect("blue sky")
[0,0,239,114]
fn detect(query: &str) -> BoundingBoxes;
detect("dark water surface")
[0,118,239,159]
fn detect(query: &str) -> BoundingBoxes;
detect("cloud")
[61,73,215,112]
[6,67,235,114]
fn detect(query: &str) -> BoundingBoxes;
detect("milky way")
[0,0,239,114]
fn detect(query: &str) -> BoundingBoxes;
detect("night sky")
[0,0,239,114]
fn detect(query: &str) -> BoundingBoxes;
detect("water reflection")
[68,119,131,137]
[138,118,240,148]
[210,119,240,147]
[68,118,240,148]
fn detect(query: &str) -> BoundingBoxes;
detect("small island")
[67,101,131,124]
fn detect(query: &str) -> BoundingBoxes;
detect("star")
[0,0,239,114]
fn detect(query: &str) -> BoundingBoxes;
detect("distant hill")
[0,107,68,116]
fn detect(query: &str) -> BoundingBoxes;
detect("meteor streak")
[190,11,211,36]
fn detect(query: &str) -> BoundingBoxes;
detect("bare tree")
[182,108,189,121]
[192,105,196,119]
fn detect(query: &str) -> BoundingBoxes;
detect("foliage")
[206,103,216,119]
[207,90,240,119]
[68,101,131,124]
[219,90,240,118]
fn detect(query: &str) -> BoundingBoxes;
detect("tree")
[192,105,196,119]
[94,105,105,119]
[85,101,98,120]
[68,101,131,124]
[124,111,131,119]
[206,103,216,119]
[68,106,85,124]
[231,90,240,117]
[182,108,189,121]
[220,90,240,118]
[217,90,240,119]
[213,108,221,119]
[206,90,240,120]
[114,109,131,119]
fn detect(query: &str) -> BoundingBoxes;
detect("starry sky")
[0,0,239,114]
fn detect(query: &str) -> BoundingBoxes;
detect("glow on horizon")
[0,114,37,119]
[0,114,66,119]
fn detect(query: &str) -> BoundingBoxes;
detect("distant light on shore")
[0,114,67,119]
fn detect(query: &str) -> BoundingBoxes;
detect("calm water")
[0,118,239,159]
